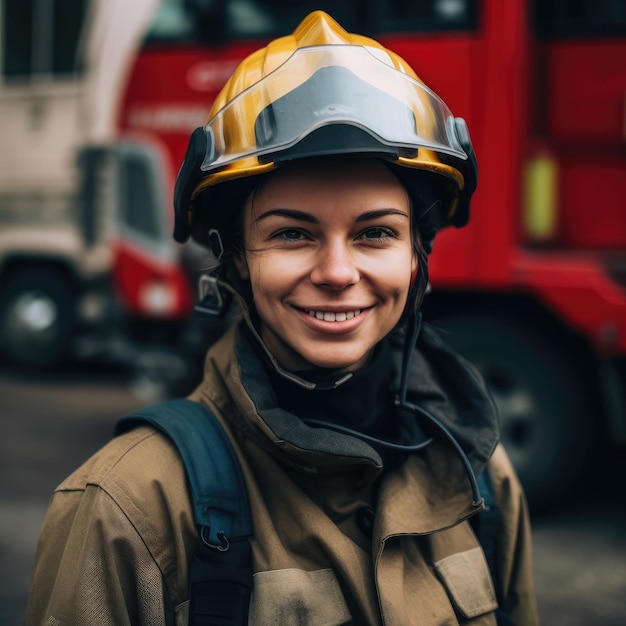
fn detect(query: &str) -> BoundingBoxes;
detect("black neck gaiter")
[267,342,405,456]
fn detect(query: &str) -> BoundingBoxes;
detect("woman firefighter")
[27,11,538,625]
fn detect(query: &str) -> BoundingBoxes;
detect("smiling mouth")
[303,308,362,322]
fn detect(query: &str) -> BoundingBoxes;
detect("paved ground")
[1,364,625,624]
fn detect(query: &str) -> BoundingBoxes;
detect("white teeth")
[306,309,361,322]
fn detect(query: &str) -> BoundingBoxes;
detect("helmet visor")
[201,45,467,172]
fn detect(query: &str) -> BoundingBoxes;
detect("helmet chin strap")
[220,280,355,391]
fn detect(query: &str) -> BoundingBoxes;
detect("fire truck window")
[149,0,477,43]
[2,0,87,78]
[223,0,361,39]
[149,0,195,41]
[120,155,164,243]
[52,0,87,74]
[534,0,626,38]
[377,0,478,33]
[2,0,34,76]
[148,0,361,43]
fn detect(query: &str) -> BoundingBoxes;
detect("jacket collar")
[204,276,499,482]
[231,314,499,479]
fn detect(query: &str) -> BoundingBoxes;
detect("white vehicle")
[0,0,195,374]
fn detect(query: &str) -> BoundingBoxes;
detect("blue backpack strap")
[115,398,252,625]
[472,469,498,579]
[471,468,515,626]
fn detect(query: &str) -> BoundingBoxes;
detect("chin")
[301,348,370,372]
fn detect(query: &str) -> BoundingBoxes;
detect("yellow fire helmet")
[173,11,477,257]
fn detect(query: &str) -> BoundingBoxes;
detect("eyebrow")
[356,209,409,222]
[253,207,409,224]
[253,209,318,224]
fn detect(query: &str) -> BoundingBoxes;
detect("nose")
[310,239,360,290]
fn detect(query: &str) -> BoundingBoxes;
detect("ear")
[234,252,250,280]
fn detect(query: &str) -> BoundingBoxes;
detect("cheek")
[394,258,416,304]
[256,251,311,283]
[246,253,295,304]
[371,249,414,291]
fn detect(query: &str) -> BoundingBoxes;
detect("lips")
[304,308,362,322]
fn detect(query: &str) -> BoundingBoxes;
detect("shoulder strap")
[471,468,499,583]
[116,398,252,543]
[471,468,515,626]
[116,398,252,626]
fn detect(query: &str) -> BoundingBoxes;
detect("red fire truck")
[1,0,625,507]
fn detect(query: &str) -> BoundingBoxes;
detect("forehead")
[250,158,410,212]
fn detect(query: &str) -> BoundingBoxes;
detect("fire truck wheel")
[0,267,75,368]
[437,315,591,511]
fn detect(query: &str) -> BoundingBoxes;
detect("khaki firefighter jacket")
[26,321,538,625]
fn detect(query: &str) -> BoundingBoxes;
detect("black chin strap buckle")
[195,274,229,317]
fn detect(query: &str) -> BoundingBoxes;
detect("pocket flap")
[434,547,498,619]
[250,568,351,625]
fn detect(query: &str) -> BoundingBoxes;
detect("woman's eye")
[275,229,305,241]
[359,227,395,241]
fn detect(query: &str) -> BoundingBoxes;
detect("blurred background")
[1,0,625,623]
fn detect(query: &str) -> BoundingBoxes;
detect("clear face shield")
[200,45,469,173]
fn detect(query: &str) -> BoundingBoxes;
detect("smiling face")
[234,159,417,372]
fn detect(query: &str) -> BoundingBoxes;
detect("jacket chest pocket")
[434,547,499,623]
[249,568,352,625]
